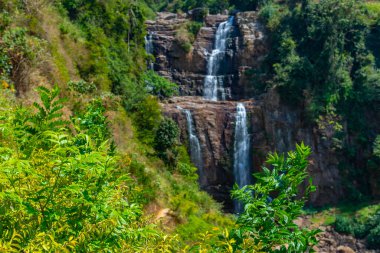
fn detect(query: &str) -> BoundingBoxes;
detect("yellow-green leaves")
[0,87,164,252]
[231,143,319,253]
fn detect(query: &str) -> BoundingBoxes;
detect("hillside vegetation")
[0,0,379,252]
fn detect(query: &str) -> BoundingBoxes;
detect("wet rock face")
[147,12,268,99]
[260,90,343,206]
[162,92,343,210]
[162,97,238,209]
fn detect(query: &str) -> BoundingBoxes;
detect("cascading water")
[233,103,251,212]
[178,107,204,179]
[145,31,154,70]
[203,17,234,101]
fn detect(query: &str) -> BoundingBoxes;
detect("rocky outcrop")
[295,216,379,253]
[260,90,343,206]
[162,97,258,208]
[147,11,268,99]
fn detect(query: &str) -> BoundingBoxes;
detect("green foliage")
[230,143,319,252]
[173,19,203,55]
[132,96,162,144]
[258,0,380,200]
[334,205,380,249]
[0,11,11,32]
[175,23,195,53]
[259,3,284,31]
[0,87,167,251]
[67,79,96,94]
[143,70,179,99]
[0,27,43,87]
[334,216,354,234]
[57,0,149,95]
[260,0,380,113]
[364,2,380,25]
[177,162,198,180]
[153,117,180,166]
[174,145,198,180]
[29,86,68,133]
[72,99,110,145]
[2,27,33,59]
[367,224,380,249]
[187,21,203,37]
[154,118,179,152]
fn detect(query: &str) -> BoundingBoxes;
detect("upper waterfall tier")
[203,16,235,101]
[145,31,155,70]
[146,12,267,100]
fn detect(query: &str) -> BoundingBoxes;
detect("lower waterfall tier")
[161,94,344,211]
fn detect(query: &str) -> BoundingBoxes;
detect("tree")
[153,117,180,166]
[154,118,179,153]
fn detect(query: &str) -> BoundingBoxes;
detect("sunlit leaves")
[231,143,319,252]
[0,87,166,251]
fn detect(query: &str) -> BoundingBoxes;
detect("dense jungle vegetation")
[0,0,379,251]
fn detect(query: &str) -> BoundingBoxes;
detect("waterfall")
[233,103,251,212]
[203,17,234,101]
[178,107,203,178]
[145,31,154,70]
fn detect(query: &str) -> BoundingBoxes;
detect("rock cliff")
[162,92,343,210]
[150,11,344,210]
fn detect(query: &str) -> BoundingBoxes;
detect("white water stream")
[233,103,251,212]
[203,17,234,101]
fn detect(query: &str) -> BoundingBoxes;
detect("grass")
[306,202,380,228]
[103,95,234,244]
[364,1,380,25]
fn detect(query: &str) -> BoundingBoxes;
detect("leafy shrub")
[72,99,110,145]
[58,22,69,35]
[132,95,162,144]
[334,210,380,248]
[154,118,179,153]
[177,162,198,180]
[29,86,68,133]
[175,145,198,180]
[231,143,319,252]
[367,224,380,249]
[0,86,164,251]
[187,21,203,37]
[67,79,96,94]
[259,3,283,31]
[175,23,195,53]
[0,26,45,93]
[143,70,178,99]
[156,0,229,14]
[335,216,354,234]
[0,11,11,32]
[230,0,259,11]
